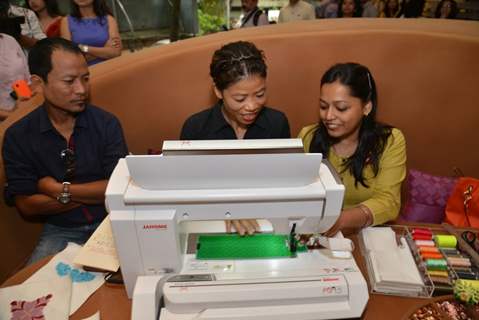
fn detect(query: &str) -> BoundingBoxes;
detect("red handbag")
[444,177,479,228]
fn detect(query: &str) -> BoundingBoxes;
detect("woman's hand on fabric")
[225,219,261,236]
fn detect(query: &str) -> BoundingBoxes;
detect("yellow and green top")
[298,124,407,226]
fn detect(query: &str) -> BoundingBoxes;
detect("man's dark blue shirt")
[2,104,128,227]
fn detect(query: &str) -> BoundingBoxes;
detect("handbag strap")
[463,184,474,227]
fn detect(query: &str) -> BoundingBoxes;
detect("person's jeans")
[27,222,100,265]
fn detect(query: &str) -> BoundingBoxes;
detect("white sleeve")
[258,13,269,26]
[21,8,46,40]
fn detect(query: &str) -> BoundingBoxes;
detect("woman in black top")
[180,41,290,235]
[180,41,290,140]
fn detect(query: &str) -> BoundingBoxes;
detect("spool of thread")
[413,234,433,241]
[428,270,449,278]
[440,248,460,255]
[434,235,457,248]
[420,246,440,254]
[430,276,451,285]
[456,271,477,280]
[452,267,473,273]
[422,252,444,260]
[415,240,436,247]
[447,257,471,268]
[412,228,433,236]
[426,259,448,271]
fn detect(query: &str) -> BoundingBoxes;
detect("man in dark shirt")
[2,37,128,264]
[180,103,290,140]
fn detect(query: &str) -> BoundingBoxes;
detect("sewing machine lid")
[125,153,323,191]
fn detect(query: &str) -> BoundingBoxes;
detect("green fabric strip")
[196,234,298,260]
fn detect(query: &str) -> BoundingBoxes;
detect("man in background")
[236,0,269,28]
[278,0,316,23]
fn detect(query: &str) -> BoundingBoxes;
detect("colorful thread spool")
[434,235,457,248]
[412,228,433,236]
[421,252,444,260]
[420,246,440,254]
[426,259,448,271]
[447,257,472,268]
[413,234,433,241]
[428,270,449,278]
[456,271,477,280]
[415,240,436,247]
[429,276,451,285]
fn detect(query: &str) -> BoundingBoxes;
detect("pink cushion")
[401,169,458,223]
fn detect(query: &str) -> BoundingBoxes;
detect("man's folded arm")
[38,177,109,205]
[15,194,81,217]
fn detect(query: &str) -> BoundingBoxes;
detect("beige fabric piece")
[25,243,105,315]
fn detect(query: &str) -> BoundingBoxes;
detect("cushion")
[401,169,458,223]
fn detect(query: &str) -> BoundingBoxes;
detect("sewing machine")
[105,139,369,320]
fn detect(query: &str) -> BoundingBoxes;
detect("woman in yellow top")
[299,62,406,236]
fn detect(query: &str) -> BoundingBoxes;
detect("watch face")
[58,193,71,204]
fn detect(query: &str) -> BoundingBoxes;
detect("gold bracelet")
[358,205,373,228]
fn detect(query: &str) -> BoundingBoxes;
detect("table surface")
[1,234,439,320]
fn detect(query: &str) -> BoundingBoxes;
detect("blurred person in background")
[60,0,121,66]
[380,0,402,17]
[435,0,458,18]
[337,0,363,17]
[0,0,45,50]
[0,15,30,119]
[235,0,269,28]
[278,0,316,23]
[26,0,63,37]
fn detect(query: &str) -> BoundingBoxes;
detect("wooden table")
[2,234,439,320]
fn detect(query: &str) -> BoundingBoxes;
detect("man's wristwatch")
[79,44,89,53]
[57,182,71,204]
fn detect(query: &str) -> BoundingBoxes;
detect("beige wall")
[1,19,478,283]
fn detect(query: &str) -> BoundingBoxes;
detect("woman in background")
[337,0,363,17]
[435,0,458,18]
[26,0,62,37]
[299,63,406,236]
[60,0,121,66]
[380,0,402,17]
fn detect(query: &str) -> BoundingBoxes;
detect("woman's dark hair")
[310,63,392,188]
[210,41,267,91]
[337,0,362,17]
[435,0,458,18]
[70,0,112,20]
[384,0,401,17]
[26,0,62,18]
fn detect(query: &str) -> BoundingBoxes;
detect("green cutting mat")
[196,234,303,260]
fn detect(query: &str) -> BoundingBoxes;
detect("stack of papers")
[361,227,424,295]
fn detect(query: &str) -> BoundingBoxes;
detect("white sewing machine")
[105,139,369,320]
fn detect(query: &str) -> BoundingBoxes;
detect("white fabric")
[361,227,424,294]
[0,279,71,320]
[25,243,105,315]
